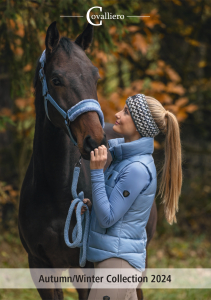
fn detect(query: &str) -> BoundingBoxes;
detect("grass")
[0,227,211,300]
[0,289,78,300]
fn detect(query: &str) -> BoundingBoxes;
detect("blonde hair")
[145,96,182,225]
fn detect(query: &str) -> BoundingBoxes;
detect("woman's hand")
[90,145,107,170]
[71,198,92,215]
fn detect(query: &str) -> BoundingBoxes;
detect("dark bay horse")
[18,21,157,300]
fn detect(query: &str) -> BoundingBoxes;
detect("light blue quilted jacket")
[87,137,157,272]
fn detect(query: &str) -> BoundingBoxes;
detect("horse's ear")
[74,22,93,51]
[45,21,60,58]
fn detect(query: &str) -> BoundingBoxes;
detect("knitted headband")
[126,94,160,138]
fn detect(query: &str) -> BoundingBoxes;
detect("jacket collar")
[108,137,154,161]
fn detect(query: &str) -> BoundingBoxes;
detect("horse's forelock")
[59,37,74,55]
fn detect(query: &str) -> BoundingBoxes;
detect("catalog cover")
[0,1,211,299]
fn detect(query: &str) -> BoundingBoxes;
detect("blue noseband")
[39,50,105,146]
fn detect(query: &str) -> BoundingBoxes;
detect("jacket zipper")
[105,160,113,235]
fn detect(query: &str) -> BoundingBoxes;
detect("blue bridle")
[39,50,105,146]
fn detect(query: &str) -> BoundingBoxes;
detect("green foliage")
[0,116,16,132]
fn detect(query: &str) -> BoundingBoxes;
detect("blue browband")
[39,50,105,146]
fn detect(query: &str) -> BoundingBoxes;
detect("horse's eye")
[52,78,61,86]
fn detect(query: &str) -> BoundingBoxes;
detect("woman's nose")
[115,111,120,118]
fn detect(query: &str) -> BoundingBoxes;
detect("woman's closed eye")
[124,107,129,115]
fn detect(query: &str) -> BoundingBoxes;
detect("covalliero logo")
[86,6,124,26]
[60,8,149,23]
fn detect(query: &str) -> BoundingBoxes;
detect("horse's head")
[38,21,107,160]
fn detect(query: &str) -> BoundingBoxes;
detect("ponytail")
[145,96,183,225]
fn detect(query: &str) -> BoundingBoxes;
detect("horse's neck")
[32,92,79,195]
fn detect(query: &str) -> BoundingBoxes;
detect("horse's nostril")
[83,134,108,153]
[83,135,98,153]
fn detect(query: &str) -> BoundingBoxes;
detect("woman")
[77,93,182,300]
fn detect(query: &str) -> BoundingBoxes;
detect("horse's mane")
[33,37,74,90]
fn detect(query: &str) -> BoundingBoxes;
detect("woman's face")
[113,103,141,142]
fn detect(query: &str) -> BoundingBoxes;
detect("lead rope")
[64,156,90,267]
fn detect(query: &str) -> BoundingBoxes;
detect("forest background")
[0,0,211,299]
